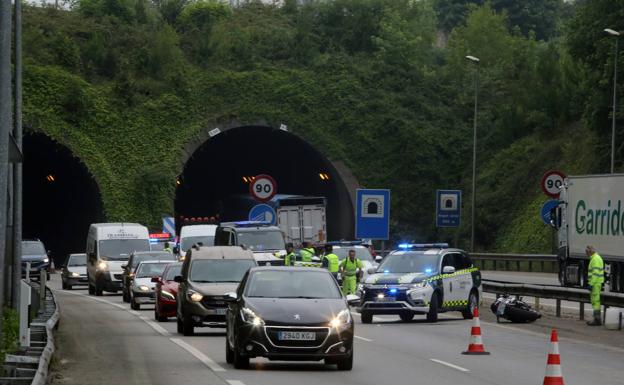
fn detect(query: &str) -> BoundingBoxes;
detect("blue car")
[21,239,51,280]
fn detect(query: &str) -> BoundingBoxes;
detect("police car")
[355,243,481,323]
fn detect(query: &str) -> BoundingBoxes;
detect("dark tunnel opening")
[175,126,354,241]
[23,133,105,267]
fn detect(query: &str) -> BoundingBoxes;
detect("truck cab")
[214,221,285,266]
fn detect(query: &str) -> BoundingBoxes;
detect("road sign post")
[250,174,277,202]
[541,170,566,198]
[540,199,560,226]
[355,189,390,240]
[436,190,462,227]
[249,204,277,225]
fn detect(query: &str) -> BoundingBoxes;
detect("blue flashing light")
[425,268,432,274]
[398,243,411,249]
[226,221,272,228]
[396,243,449,250]
[383,270,390,274]
[389,288,397,294]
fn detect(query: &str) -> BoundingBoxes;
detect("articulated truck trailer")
[554,174,624,293]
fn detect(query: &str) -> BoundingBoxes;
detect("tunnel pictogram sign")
[356,189,390,240]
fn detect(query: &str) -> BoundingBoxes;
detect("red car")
[153,262,182,322]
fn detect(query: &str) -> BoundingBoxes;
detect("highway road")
[48,275,624,385]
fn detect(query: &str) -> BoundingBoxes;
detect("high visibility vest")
[341,258,362,277]
[163,247,172,253]
[300,248,314,262]
[588,253,605,286]
[323,253,340,273]
[284,252,296,266]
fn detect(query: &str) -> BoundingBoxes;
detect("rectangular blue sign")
[436,190,461,227]
[355,189,391,240]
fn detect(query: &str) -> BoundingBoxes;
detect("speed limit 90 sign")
[541,170,566,198]
[250,174,277,202]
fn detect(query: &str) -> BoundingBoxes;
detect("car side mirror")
[375,255,383,263]
[442,266,455,274]
[151,277,160,283]
[224,292,237,302]
[173,275,184,283]
[367,267,377,275]
[346,294,360,306]
[121,264,127,270]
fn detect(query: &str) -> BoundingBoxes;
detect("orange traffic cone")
[543,329,564,385]
[462,307,490,355]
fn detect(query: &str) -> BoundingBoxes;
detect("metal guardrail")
[469,253,557,273]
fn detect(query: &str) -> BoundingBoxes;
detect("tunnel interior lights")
[319,173,330,180]
[242,176,256,183]
[46,174,55,182]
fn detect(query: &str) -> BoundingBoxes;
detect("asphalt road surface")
[49,275,624,385]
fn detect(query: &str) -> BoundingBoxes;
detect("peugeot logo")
[294,314,301,320]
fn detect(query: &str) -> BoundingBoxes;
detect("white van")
[86,223,150,295]
[178,224,217,259]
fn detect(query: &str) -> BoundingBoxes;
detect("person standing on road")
[340,249,363,295]
[586,245,604,326]
[322,245,340,279]
[163,242,172,253]
[284,243,297,266]
[299,242,315,262]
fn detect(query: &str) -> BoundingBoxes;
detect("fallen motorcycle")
[490,294,541,323]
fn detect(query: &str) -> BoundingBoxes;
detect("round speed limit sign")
[250,174,277,202]
[541,170,566,198]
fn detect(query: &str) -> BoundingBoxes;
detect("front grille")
[363,288,408,302]
[264,326,330,348]
[201,298,227,309]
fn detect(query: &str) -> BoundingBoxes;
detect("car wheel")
[361,312,373,324]
[122,289,129,303]
[67,285,72,290]
[225,338,234,364]
[131,299,140,310]
[462,290,478,319]
[88,281,95,295]
[155,305,167,322]
[47,272,51,280]
[177,317,183,334]
[183,315,195,336]
[61,281,66,290]
[399,312,414,322]
[336,350,353,371]
[233,343,249,369]
[95,280,103,296]
[426,293,439,322]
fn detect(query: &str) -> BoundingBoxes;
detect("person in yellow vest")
[299,242,315,262]
[340,249,363,295]
[284,243,296,266]
[163,242,172,253]
[586,245,604,326]
[322,245,340,279]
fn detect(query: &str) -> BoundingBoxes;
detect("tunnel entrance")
[175,126,356,241]
[23,133,105,266]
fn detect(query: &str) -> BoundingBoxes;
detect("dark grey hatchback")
[225,267,356,370]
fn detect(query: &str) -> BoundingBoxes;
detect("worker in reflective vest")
[586,245,605,326]
[340,249,363,295]
[322,245,340,278]
[284,243,297,266]
[299,242,315,262]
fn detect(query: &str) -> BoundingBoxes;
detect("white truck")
[275,196,326,245]
[554,174,624,293]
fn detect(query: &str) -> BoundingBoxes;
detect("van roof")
[90,223,145,228]
[187,246,255,260]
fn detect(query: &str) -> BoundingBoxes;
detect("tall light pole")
[466,55,480,252]
[605,28,620,174]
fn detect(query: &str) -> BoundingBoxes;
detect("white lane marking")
[139,316,170,336]
[354,335,373,342]
[227,381,246,385]
[170,338,226,372]
[430,359,470,372]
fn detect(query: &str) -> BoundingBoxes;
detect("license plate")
[278,331,316,341]
[375,296,395,302]
[215,308,227,315]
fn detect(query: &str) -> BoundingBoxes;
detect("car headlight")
[71,272,80,277]
[138,285,150,292]
[161,290,175,300]
[241,307,264,326]
[329,309,351,328]
[188,289,203,302]
[410,281,428,289]
[97,261,108,271]
[43,257,49,263]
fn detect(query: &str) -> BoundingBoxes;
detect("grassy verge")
[1,308,19,363]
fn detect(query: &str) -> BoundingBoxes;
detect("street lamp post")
[605,28,620,174]
[466,55,480,252]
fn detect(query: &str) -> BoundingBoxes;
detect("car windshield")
[246,270,342,299]
[136,263,169,278]
[181,236,215,250]
[163,264,182,280]
[22,242,45,255]
[132,253,175,268]
[333,247,373,262]
[377,252,439,274]
[237,231,285,251]
[99,239,150,260]
[189,259,256,283]
[67,254,86,266]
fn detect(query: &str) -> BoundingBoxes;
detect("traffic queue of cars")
[55,221,483,371]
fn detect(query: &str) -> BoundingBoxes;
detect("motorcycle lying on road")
[490,294,541,323]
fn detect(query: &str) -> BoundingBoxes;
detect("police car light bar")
[398,243,449,249]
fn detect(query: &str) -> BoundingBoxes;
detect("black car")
[21,239,51,280]
[121,251,176,303]
[225,267,357,370]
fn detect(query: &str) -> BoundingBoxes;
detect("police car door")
[440,254,461,307]
[454,253,473,303]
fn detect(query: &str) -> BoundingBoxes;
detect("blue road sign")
[355,189,391,240]
[249,204,277,225]
[436,190,461,227]
[540,199,560,225]
[162,216,175,236]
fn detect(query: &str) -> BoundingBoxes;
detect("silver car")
[130,261,172,310]
[62,253,88,290]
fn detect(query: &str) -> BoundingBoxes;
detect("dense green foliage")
[21,0,624,252]
[1,308,19,362]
